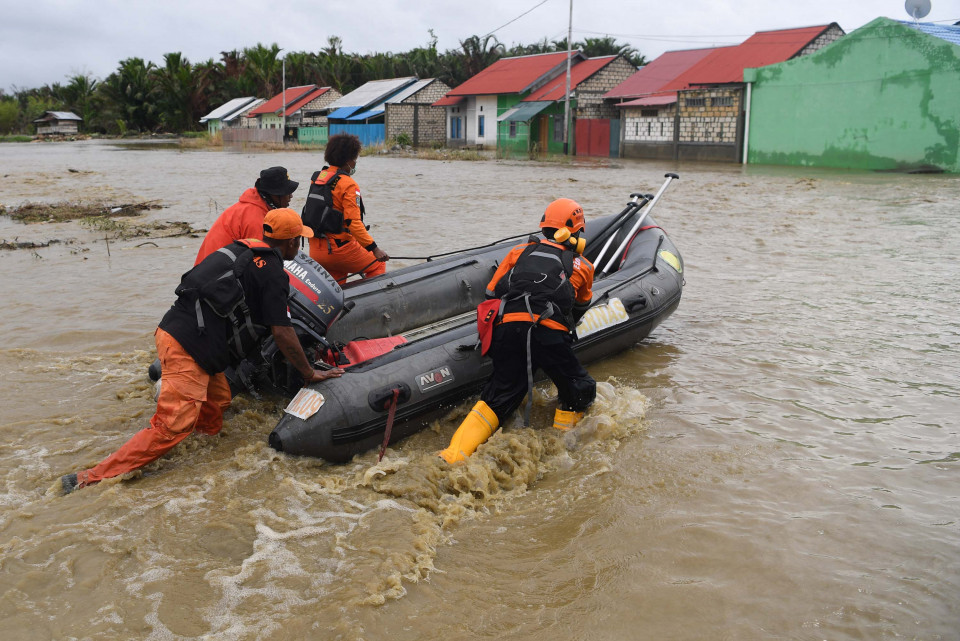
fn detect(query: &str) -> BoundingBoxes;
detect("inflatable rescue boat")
[268,175,684,462]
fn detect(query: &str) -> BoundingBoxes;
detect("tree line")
[0,34,644,136]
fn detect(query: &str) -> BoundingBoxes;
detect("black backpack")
[175,240,275,360]
[301,167,346,235]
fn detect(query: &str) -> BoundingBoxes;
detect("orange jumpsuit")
[194,188,269,265]
[307,166,385,283]
[76,240,291,488]
[76,328,232,486]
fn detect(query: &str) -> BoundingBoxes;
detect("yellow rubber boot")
[438,401,499,463]
[553,408,584,431]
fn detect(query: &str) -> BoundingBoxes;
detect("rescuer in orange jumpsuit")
[306,133,389,282]
[439,198,597,463]
[61,209,343,493]
[194,166,299,265]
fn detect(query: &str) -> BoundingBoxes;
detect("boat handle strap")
[378,388,401,462]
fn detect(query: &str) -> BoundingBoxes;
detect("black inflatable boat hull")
[270,212,683,462]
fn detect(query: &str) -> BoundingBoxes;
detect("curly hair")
[324,133,362,167]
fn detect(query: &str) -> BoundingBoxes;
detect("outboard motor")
[283,251,345,340]
[150,252,347,397]
[243,252,347,395]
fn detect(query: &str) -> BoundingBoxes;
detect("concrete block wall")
[677,88,741,144]
[385,79,451,146]
[797,24,845,57]
[385,104,447,145]
[299,89,343,127]
[623,106,675,142]
[575,57,637,119]
[409,79,451,105]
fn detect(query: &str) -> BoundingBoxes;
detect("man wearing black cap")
[194,166,299,265]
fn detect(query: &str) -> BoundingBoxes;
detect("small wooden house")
[435,52,635,157]
[33,111,82,136]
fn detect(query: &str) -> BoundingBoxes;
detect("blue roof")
[347,109,385,121]
[327,106,362,119]
[901,21,960,47]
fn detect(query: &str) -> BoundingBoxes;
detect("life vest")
[495,241,577,331]
[302,166,365,236]
[174,239,279,361]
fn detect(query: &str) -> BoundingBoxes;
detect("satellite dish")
[905,0,931,20]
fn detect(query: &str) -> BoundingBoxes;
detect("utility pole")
[562,0,573,155]
[281,54,286,142]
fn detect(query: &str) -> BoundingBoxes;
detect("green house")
[436,52,636,157]
[437,52,592,156]
[744,18,960,173]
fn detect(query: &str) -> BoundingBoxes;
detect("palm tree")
[62,74,99,129]
[99,57,159,132]
[242,43,283,96]
[154,52,210,132]
[578,36,646,66]
[458,35,505,79]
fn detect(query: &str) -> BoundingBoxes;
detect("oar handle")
[601,173,678,274]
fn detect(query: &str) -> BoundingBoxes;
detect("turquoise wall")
[298,126,328,146]
[745,18,960,173]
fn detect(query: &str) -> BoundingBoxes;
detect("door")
[575,119,611,157]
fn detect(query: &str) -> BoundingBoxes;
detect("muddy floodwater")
[1,140,957,640]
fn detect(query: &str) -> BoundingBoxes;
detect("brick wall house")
[384,79,451,146]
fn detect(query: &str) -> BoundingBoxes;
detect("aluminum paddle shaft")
[591,192,648,269]
[601,173,679,274]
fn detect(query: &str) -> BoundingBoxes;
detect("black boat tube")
[269,215,684,462]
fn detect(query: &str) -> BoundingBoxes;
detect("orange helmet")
[540,198,585,234]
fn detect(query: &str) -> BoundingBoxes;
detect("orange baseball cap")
[263,208,314,240]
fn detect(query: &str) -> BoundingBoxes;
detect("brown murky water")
[1,140,958,640]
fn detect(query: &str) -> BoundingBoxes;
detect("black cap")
[256,166,298,196]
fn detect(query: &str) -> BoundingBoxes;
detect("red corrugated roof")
[605,48,717,100]
[522,56,618,102]
[447,51,579,96]
[667,24,833,87]
[605,24,833,102]
[616,94,678,108]
[432,94,465,107]
[248,85,330,116]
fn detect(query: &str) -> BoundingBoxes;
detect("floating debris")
[3,200,164,224]
[0,238,64,251]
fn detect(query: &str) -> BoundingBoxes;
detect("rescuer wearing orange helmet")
[304,133,389,283]
[61,209,343,493]
[439,198,597,463]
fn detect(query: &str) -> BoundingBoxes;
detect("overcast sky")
[2,0,957,92]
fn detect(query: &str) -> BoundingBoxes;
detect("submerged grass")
[3,200,163,223]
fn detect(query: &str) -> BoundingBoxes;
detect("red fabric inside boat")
[340,336,407,367]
